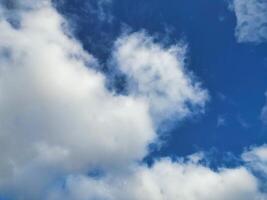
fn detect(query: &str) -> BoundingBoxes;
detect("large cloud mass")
[232,0,267,43]
[47,158,266,200]
[0,0,266,200]
[0,0,207,198]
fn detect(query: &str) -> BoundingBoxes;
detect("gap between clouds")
[0,1,266,200]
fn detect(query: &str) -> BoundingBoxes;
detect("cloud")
[2,0,50,8]
[0,3,155,199]
[0,0,209,199]
[47,155,267,200]
[92,0,113,22]
[242,145,267,176]
[112,32,208,121]
[217,115,226,127]
[0,1,267,200]
[232,0,267,43]
[56,0,113,23]
[261,92,267,124]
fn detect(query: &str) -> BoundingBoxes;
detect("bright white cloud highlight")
[232,0,267,43]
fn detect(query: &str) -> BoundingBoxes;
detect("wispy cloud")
[232,0,267,43]
[217,115,226,127]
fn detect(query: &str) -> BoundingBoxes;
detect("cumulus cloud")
[0,0,267,200]
[0,0,210,199]
[112,32,208,121]
[232,0,267,43]
[0,2,155,199]
[47,156,267,200]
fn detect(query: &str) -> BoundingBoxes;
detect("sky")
[0,0,267,199]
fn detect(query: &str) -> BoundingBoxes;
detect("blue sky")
[0,0,267,199]
[55,0,267,160]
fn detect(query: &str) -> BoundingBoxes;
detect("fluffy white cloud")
[47,157,267,200]
[112,32,208,121]
[0,3,155,199]
[0,0,210,199]
[232,0,267,43]
[1,1,267,200]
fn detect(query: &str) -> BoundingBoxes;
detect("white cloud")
[112,32,208,121]
[242,145,267,176]
[0,1,210,199]
[232,0,267,43]
[47,157,267,200]
[0,0,50,20]
[0,3,155,199]
[0,1,267,200]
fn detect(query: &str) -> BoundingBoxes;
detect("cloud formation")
[112,32,208,121]
[0,2,154,198]
[243,145,267,176]
[47,156,267,200]
[0,1,267,200]
[0,0,209,199]
[232,0,267,43]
